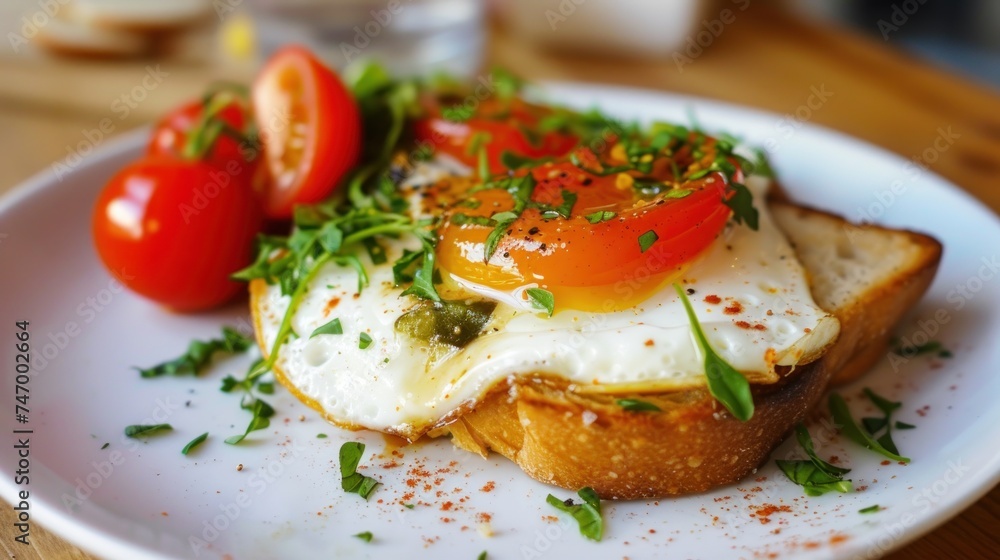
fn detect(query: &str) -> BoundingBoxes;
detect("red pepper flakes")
[724,301,743,315]
[704,295,722,305]
[441,501,454,511]
[754,504,791,524]
[481,481,495,492]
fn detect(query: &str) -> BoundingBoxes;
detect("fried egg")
[252,157,840,440]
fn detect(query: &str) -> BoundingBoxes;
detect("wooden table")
[1,3,997,558]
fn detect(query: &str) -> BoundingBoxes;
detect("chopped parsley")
[829,393,910,463]
[136,326,252,378]
[224,400,273,445]
[546,487,603,541]
[859,505,882,514]
[442,105,474,122]
[585,210,616,224]
[892,340,952,358]
[317,433,328,439]
[359,332,373,349]
[723,183,759,230]
[353,531,374,542]
[124,424,173,438]
[499,150,550,170]
[311,317,343,338]
[858,388,912,456]
[638,230,659,253]
[526,288,555,317]
[777,424,852,496]
[182,432,209,455]
[674,284,754,421]
[616,399,661,412]
[340,442,380,500]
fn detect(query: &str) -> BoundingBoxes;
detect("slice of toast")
[444,201,941,498]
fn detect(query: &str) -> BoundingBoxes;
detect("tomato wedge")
[253,46,361,218]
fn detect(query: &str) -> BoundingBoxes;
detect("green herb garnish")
[892,340,952,358]
[776,461,853,496]
[724,183,759,230]
[182,432,209,455]
[674,284,754,421]
[829,393,910,463]
[546,487,603,541]
[136,326,252,378]
[124,424,173,438]
[859,505,881,514]
[100,443,109,450]
[311,318,343,338]
[353,531,374,542]
[499,150,550,170]
[526,288,555,317]
[225,400,273,445]
[359,332,373,349]
[638,230,659,253]
[777,424,852,496]
[442,105,474,122]
[616,399,662,412]
[859,388,912,455]
[585,210,616,224]
[340,442,381,500]
[317,433,328,439]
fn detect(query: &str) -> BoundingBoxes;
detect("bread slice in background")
[447,201,941,498]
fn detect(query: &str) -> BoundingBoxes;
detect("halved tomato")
[252,46,362,218]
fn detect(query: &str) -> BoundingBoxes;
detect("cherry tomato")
[414,97,578,175]
[149,97,253,169]
[92,157,264,312]
[434,140,737,312]
[252,46,362,219]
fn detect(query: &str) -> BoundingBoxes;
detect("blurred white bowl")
[498,0,708,57]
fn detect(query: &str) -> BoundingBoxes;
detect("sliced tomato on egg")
[413,97,579,175]
[252,46,362,218]
[435,139,740,312]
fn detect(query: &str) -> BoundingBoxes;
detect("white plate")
[2,83,999,560]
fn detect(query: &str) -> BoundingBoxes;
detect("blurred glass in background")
[247,0,485,78]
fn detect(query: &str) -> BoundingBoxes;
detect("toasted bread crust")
[250,201,942,499]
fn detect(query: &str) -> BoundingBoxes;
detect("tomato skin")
[148,99,252,169]
[414,97,578,175]
[92,157,263,312]
[253,46,362,218]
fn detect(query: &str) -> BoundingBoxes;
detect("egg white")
[253,158,839,439]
